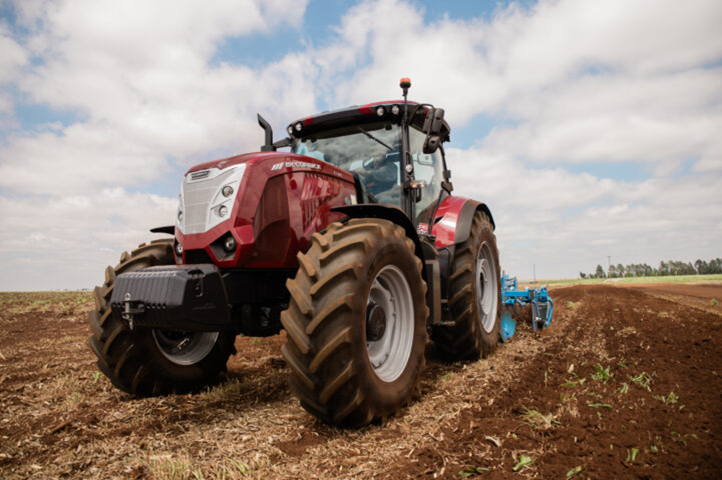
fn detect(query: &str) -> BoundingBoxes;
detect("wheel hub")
[475,241,499,334]
[364,265,414,383]
[366,303,387,342]
[152,330,218,366]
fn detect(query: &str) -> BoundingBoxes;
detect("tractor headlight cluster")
[177,163,246,235]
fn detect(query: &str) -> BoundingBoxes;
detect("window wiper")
[356,126,393,151]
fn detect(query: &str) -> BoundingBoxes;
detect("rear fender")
[431,196,495,249]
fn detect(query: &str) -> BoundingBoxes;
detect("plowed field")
[1,283,720,479]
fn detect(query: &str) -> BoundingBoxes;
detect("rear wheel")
[281,219,428,426]
[88,239,236,395]
[432,210,501,360]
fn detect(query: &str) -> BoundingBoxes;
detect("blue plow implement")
[499,274,554,342]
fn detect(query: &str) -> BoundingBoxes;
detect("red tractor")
[89,79,501,426]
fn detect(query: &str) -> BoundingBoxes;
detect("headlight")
[223,235,236,252]
[218,205,228,217]
[222,185,234,197]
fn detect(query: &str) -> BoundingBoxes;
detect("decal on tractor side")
[271,161,322,171]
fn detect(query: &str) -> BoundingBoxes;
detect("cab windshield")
[292,122,402,206]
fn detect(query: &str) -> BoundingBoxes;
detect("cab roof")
[287,100,451,141]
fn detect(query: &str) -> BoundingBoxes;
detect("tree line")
[580,258,722,279]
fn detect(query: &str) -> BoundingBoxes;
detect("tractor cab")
[285,84,451,228]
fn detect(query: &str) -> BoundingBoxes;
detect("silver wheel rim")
[365,265,414,383]
[152,330,219,366]
[476,241,499,333]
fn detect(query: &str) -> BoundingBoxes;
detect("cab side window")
[408,128,444,226]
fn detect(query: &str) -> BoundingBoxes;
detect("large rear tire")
[281,219,428,427]
[88,239,236,395]
[431,210,501,360]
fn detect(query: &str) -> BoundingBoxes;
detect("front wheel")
[281,219,428,427]
[88,239,236,395]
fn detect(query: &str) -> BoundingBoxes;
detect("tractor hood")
[174,151,356,269]
[187,151,283,174]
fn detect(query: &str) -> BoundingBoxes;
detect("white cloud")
[0,0,721,288]
[0,189,177,290]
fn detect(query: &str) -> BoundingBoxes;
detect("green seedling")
[459,466,489,477]
[630,372,653,391]
[619,383,629,394]
[625,448,640,463]
[91,371,103,384]
[654,391,679,405]
[587,403,612,409]
[566,466,583,478]
[711,298,718,306]
[513,455,533,472]
[591,364,613,384]
[566,301,578,309]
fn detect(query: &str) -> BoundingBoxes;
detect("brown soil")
[0,285,720,479]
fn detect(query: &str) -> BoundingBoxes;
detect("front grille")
[182,169,234,234]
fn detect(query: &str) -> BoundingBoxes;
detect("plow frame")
[499,274,554,342]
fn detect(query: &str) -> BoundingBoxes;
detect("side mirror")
[422,108,444,154]
[423,136,440,154]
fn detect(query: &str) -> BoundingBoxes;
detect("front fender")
[330,204,424,261]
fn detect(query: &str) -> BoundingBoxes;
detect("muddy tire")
[88,239,236,395]
[281,219,428,427]
[431,210,501,360]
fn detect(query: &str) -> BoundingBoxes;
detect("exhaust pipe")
[257,114,275,152]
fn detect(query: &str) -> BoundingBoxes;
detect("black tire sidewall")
[469,217,501,351]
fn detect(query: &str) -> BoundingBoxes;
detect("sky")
[0,0,720,290]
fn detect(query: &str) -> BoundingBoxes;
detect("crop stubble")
[0,284,720,479]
